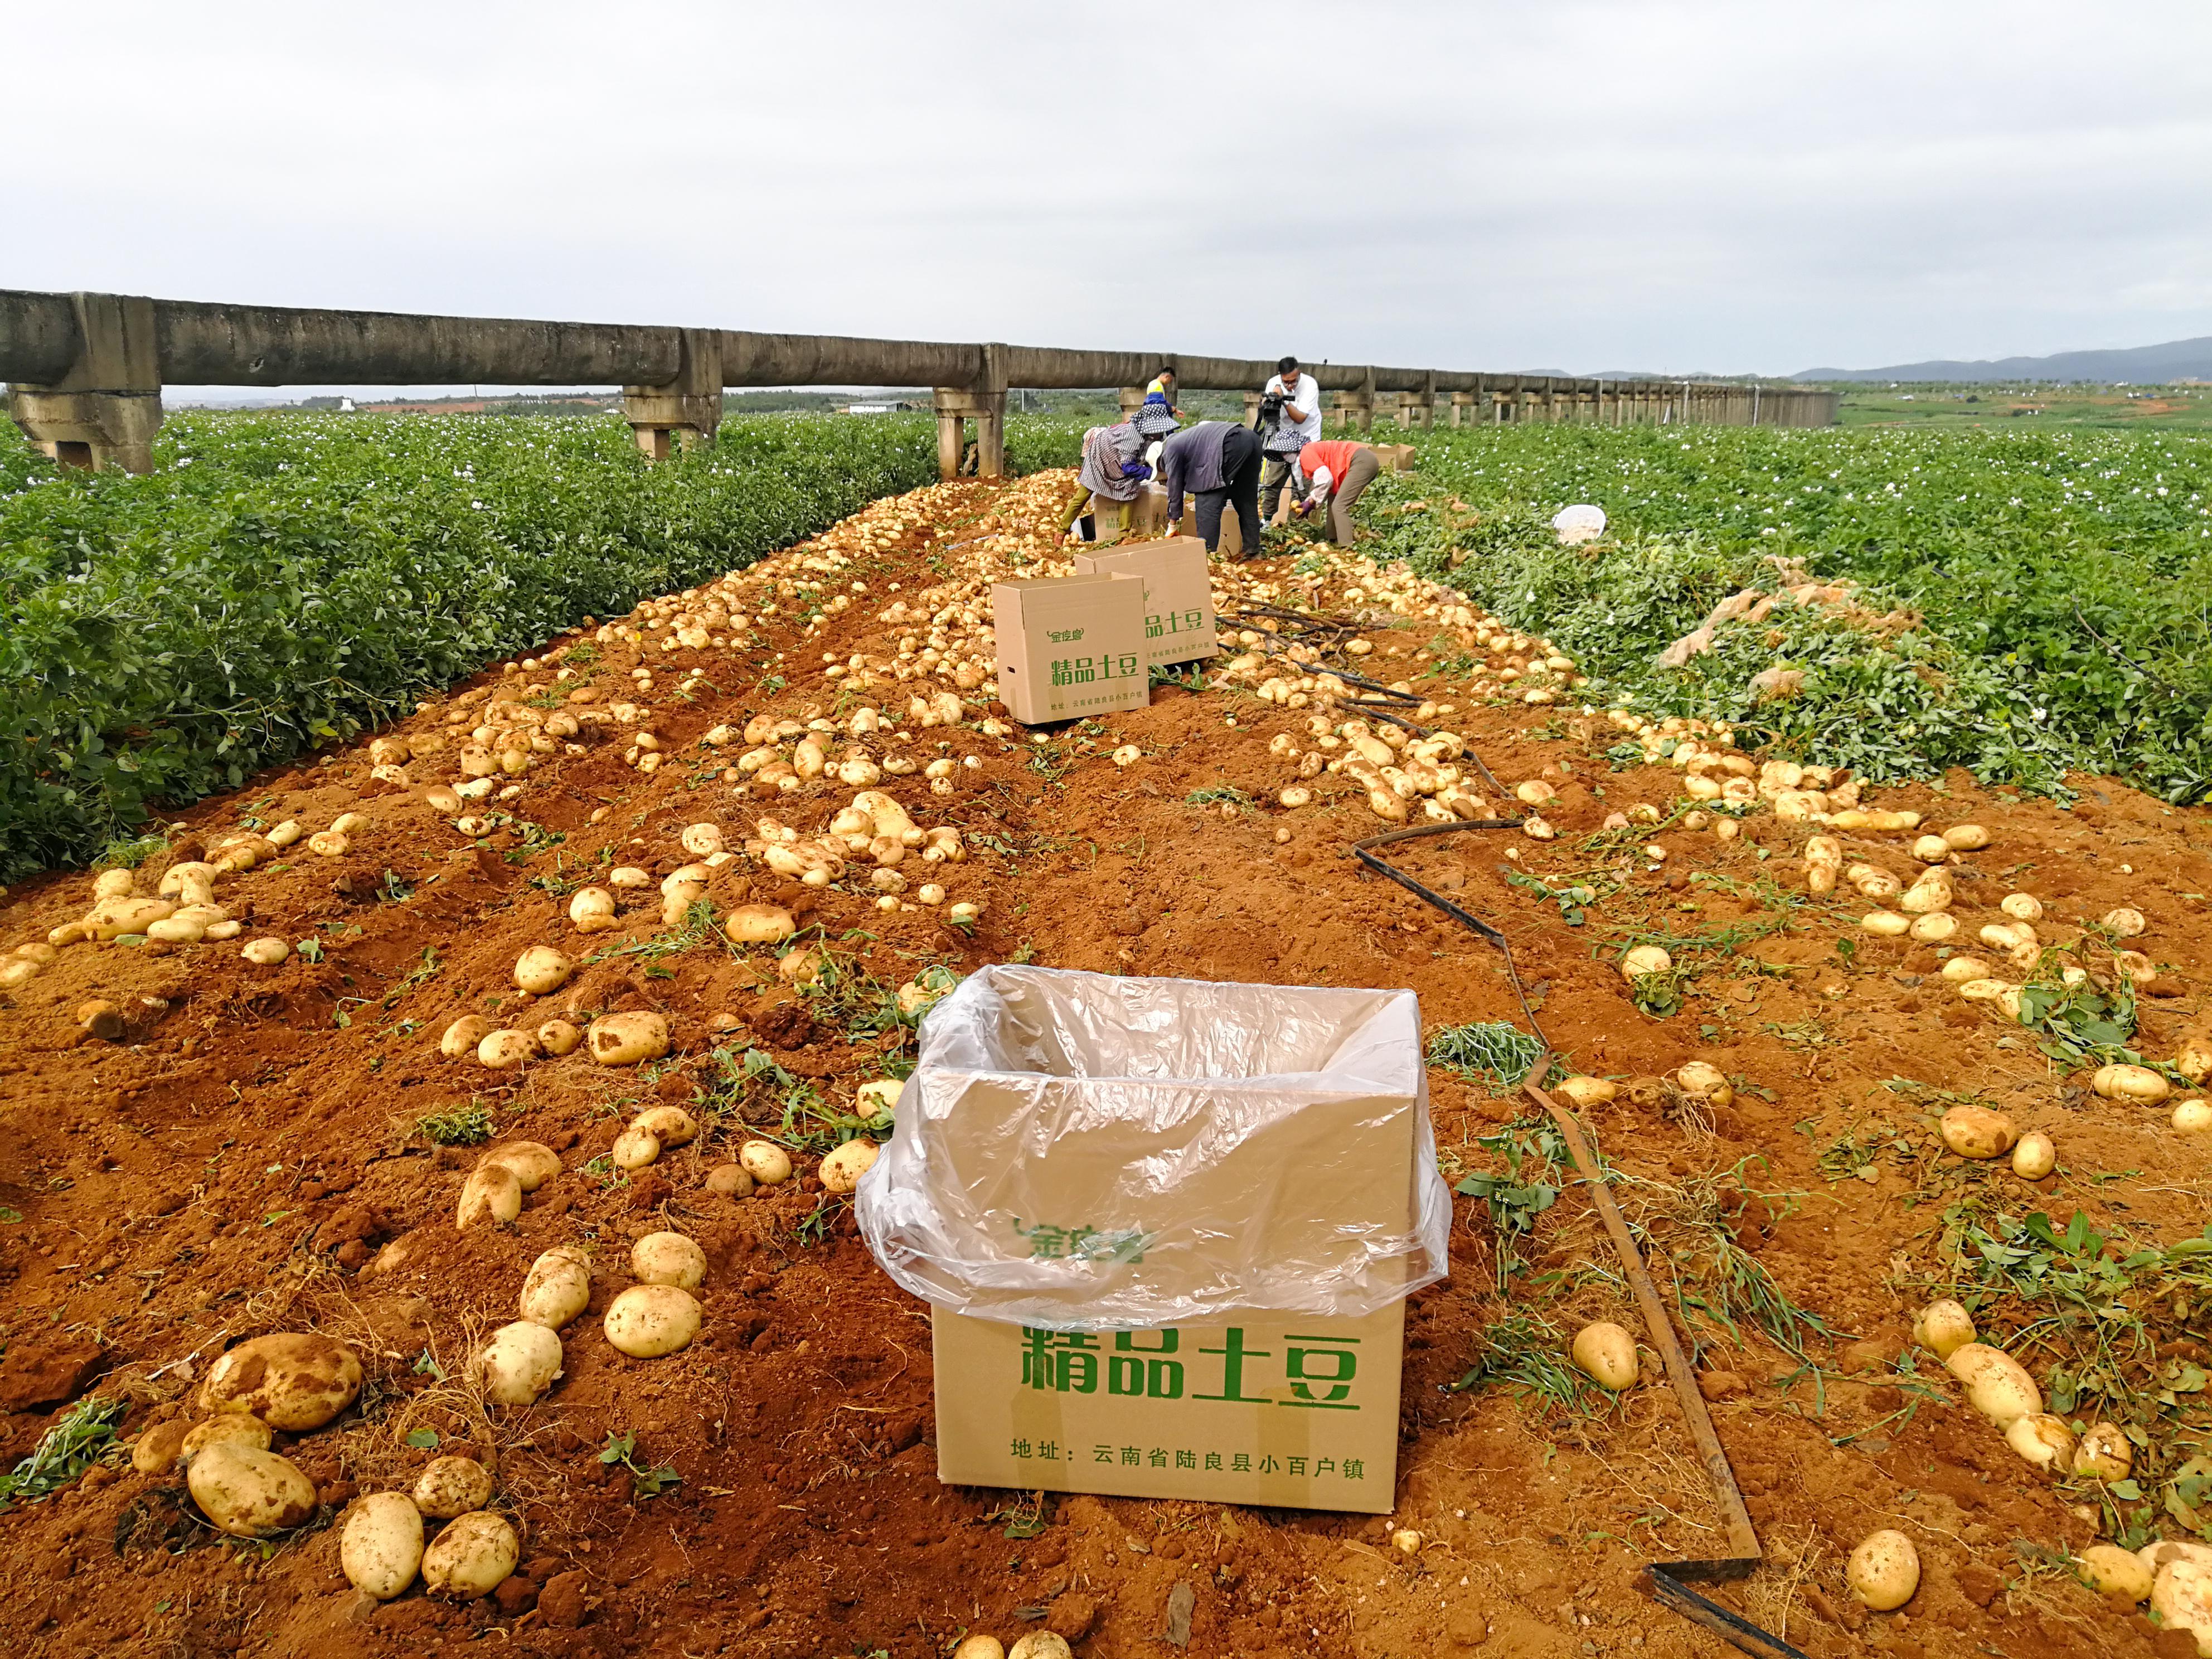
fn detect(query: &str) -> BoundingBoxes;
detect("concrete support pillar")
[1242,390,1264,426]
[622,327,721,460]
[1413,373,1437,429]
[1449,391,1474,428]
[6,291,165,473]
[1335,386,1374,433]
[1359,367,1376,435]
[1118,386,1146,421]
[933,387,1007,481]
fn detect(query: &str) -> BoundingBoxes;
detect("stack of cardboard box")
[993,537,1217,726]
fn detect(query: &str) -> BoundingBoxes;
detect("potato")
[1939,1105,2016,1160]
[513,946,572,995]
[2176,1100,2212,1134]
[1912,1299,1976,1359]
[1860,910,1909,936]
[2075,1421,2133,1481]
[517,1246,593,1330]
[726,903,798,943]
[2093,1063,2170,1104]
[182,1413,273,1460]
[2000,892,2043,921]
[631,1105,697,1147]
[2152,1560,2212,1658]
[186,1443,317,1538]
[1938,955,1992,983]
[537,1019,581,1057]
[414,1454,494,1519]
[2011,1131,2055,1180]
[1830,809,1920,832]
[855,1078,904,1119]
[739,1139,793,1185]
[1850,865,1901,900]
[1846,1528,1919,1611]
[1006,1636,1074,1659]
[681,822,726,857]
[440,1015,496,1059]
[632,1231,707,1290]
[2104,906,2148,939]
[1803,835,1842,895]
[131,1418,190,1475]
[1553,1075,1617,1107]
[1620,944,1672,979]
[480,1141,559,1192]
[476,1028,538,1070]
[2078,1542,2153,1603]
[422,1510,518,1598]
[588,1011,669,1066]
[1910,833,1951,864]
[1945,1342,2041,1426]
[458,1162,523,1229]
[1570,1321,1638,1391]
[1908,913,1957,943]
[610,1126,662,1170]
[821,1138,881,1194]
[92,868,135,900]
[202,1332,362,1430]
[471,1321,564,1406]
[2177,1036,2212,1084]
[342,1491,425,1600]
[952,1638,1006,1659]
[1943,823,1990,851]
[705,1163,756,1197]
[604,1284,702,1358]
[569,887,617,933]
[241,936,292,966]
[2005,1411,2076,1472]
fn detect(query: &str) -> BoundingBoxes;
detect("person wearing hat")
[1058,400,1176,541]
[1160,419,1264,559]
[1292,438,1382,546]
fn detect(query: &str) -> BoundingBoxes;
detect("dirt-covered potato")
[440,1015,496,1059]
[2005,1411,2076,1472]
[1619,944,1671,979]
[1938,1104,2016,1160]
[2177,1100,2212,1134]
[705,1163,756,1197]
[632,1231,707,1290]
[952,1637,1006,1659]
[1552,1076,1617,1107]
[2177,1036,2212,1084]
[2093,1063,2170,1104]
[2077,1542,2153,1603]
[726,903,797,943]
[611,1126,663,1170]
[821,1138,881,1194]
[1570,1321,1638,1391]
[1860,910,1909,937]
[1946,1342,2041,1425]
[1943,823,1990,851]
[2152,1560,2212,1657]
[2000,892,2043,921]
[131,1418,190,1475]
[182,1413,273,1460]
[1673,1061,1732,1109]
[588,1011,669,1066]
[537,1019,581,1057]
[1846,1528,1919,1611]
[739,1139,793,1185]
[631,1105,697,1147]
[520,1245,593,1328]
[342,1490,425,1600]
[476,1028,538,1070]
[470,1321,564,1405]
[1912,1299,1976,1359]
[422,1510,518,1598]
[1908,912,1957,942]
[481,1141,560,1191]
[855,1079,904,1119]
[604,1284,702,1358]
[2075,1421,2133,1481]
[1006,1632,1074,1659]
[242,937,292,966]
[513,946,572,995]
[568,887,617,933]
[186,1443,317,1538]
[458,1162,523,1229]
[2104,906,2148,938]
[2011,1131,2055,1180]
[414,1454,495,1519]
[201,1332,362,1430]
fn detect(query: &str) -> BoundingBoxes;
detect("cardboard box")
[932,1301,1404,1512]
[1374,443,1417,472]
[1072,537,1216,667]
[992,574,1149,725]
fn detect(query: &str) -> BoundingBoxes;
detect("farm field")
[4,420,2212,1657]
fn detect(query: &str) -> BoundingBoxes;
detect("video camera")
[1254,391,1286,435]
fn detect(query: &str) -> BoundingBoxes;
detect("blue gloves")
[1120,460,1153,481]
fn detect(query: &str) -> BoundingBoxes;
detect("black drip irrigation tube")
[1254,615,1813,1658]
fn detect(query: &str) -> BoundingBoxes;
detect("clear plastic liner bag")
[855,965,1451,1331]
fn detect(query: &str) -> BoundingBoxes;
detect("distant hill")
[1796,337,2212,385]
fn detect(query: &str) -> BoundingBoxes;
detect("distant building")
[842,402,900,415]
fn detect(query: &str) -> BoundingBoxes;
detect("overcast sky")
[8,0,2211,391]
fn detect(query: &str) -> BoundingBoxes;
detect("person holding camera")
[1260,356,1323,521]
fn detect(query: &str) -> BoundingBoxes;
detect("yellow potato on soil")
[1912,1299,1976,1359]
[242,937,291,966]
[520,1245,593,1329]
[1938,1104,2016,1160]
[458,1162,523,1229]
[2176,1037,2212,1084]
[342,1491,424,1600]
[1944,1342,2041,1426]
[2000,892,2043,921]
[2011,1131,2055,1180]
[1620,944,1672,979]
[480,1141,560,1191]
[1939,956,1992,983]
[1570,1321,1638,1391]
[201,1332,362,1430]
[1860,910,1909,937]
[1942,823,1990,851]
[414,1455,495,1519]
[821,1138,881,1194]
[630,1105,697,1147]
[422,1510,518,1598]
[130,1419,190,1475]
[568,887,617,932]
[1908,913,1957,943]
[182,1414,273,1460]
[726,903,797,943]
[2075,1422,2133,1482]
[476,1028,537,1070]
[513,946,571,995]
[2151,1560,2212,1658]
[1674,1061,1733,1108]
[588,1011,669,1065]
[2005,1411,2076,1472]
[2077,1542,2153,1603]
[537,1019,581,1056]
[604,1284,703,1358]
[2176,1100,2212,1134]
[1553,1076,1617,1107]
[470,1321,563,1406]
[631,1231,707,1291]
[740,1140,793,1185]
[2104,906,2147,939]
[705,1163,756,1197]
[952,1637,1006,1659]
[186,1443,317,1538]
[1007,1634,1074,1659]
[2093,1064,2170,1104]
[1846,1529,1919,1611]
[440,1015,495,1059]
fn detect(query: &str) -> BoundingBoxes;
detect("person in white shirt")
[1260,356,1323,521]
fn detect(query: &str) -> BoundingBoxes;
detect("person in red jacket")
[1294,439,1381,545]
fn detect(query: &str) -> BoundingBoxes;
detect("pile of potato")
[456,1139,562,1228]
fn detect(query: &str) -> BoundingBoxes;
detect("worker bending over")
[1161,419,1264,558]
[1060,396,1178,540]
[1293,438,1381,546]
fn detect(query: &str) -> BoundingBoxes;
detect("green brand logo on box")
[1016,1327,1365,1411]
[1047,627,1085,643]
[1011,1220,1154,1263]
